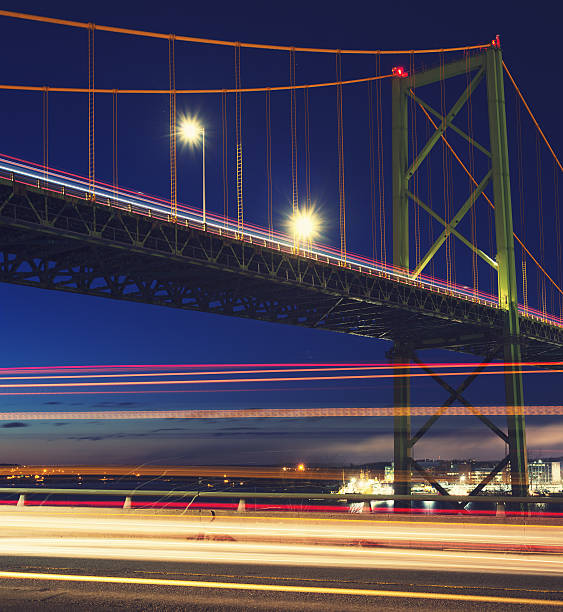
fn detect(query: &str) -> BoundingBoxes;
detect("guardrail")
[1,487,562,514]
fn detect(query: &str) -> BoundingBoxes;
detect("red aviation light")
[392,66,408,77]
[492,34,501,47]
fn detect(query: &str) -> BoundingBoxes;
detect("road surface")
[0,507,561,609]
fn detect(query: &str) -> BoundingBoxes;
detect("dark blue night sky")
[0,0,561,466]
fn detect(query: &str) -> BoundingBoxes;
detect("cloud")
[2,422,29,428]
[67,433,152,441]
[527,423,563,448]
[91,401,137,408]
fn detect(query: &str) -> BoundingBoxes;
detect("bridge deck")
[1,173,562,360]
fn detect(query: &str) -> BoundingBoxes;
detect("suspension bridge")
[1,10,562,505]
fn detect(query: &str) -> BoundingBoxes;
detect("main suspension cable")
[0,10,491,55]
[503,60,563,174]
[0,73,393,95]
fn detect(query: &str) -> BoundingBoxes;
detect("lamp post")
[179,119,206,225]
[289,207,320,252]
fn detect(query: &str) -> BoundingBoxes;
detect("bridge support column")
[503,324,528,500]
[486,42,528,501]
[389,344,412,507]
[391,45,411,510]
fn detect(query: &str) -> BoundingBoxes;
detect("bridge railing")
[1,487,562,515]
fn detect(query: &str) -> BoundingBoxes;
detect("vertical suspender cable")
[112,90,118,201]
[289,48,298,214]
[439,54,450,286]
[304,86,311,209]
[555,160,562,320]
[336,51,346,263]
[410,52,420,267]
[42,87,48,182]
[515,95,527,311]
[536,133,546,314]
[168,35,177,218]
[367,81,376,260]
[234,43,243,236]
[221,90,228,224]
[449,134,456,285]
[425,118,434,278]
[466,51,477,295]
[265,89,273,237]
[88,23,95,197]
[376,53,386,264]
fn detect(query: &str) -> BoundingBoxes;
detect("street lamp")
[289,207,320,249]
[179,118,206,225]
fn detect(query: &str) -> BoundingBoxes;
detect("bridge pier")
[389,343,412,508]
[503,328,529,502]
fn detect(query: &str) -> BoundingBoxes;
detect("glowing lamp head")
[289,207,320,242]
[392,66,408,78]
[297,463,305,471]
[179,118,203,144]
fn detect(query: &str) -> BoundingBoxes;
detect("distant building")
[528,460,561,485]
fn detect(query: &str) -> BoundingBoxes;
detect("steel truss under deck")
[1,176,561,357]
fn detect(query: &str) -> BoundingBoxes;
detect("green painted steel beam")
[486,45,528,500]
[406,189,497,272]
[402,53,485,88]
[390,344,412,503]
[391,72,412,506]
[408,92,491,159]
[392,75,409,271]
[411,169,492,277]
[406,68,485,180]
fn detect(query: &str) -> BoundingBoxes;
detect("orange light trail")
[0,368,562,390]
[1,362,561,382]
[2,571,560,607]
[0,464,349,479]
[0,405,562,420]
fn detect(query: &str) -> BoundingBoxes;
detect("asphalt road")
[1,508,562,610]
[1,556,562,611]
